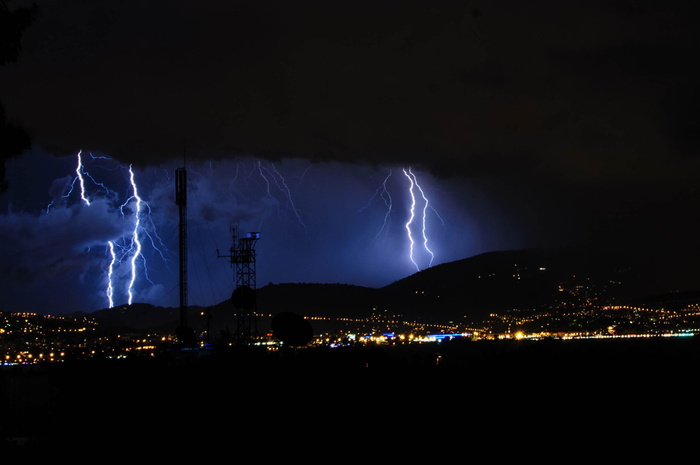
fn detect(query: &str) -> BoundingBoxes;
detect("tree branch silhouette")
[0,0,37,192]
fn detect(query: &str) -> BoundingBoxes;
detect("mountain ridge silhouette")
[69,246,699,334]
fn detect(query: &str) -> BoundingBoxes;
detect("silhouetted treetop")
[0,0,38,192]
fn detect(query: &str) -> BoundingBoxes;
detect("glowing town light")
[106,240,116,308]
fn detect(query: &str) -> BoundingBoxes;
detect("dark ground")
[2,336,699,455]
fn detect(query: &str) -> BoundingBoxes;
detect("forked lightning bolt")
[124,165,143,305]
[46,150,92,212]
[403,167,435,271]
[48,152,167,309]
[361,170,394,240]
[362,167,440,272]
[76,150,91,206]
[256,159,307,230]
[106,241,116,308]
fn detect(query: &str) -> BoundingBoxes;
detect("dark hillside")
[256,282,381,318]
[79,247,699,333]
[377,247,642,322]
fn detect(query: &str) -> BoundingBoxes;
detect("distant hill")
[78,247,700,334]
[68,303,184,334]
[256,282,382,318]
[375,247,644,322]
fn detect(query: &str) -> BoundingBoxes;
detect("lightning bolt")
[122,165,143,305]
[106,240,116,308]
[361,170,394,240]
[256,159,307,230]
[412,169,435,268]
[403,167,435,271]
[404,168,419,271]
[256,160,275,203]
[46,150,94,212]
[46,151,168,309]
[76,150,91,206]
[361,167,441,272]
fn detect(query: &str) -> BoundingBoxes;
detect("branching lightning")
[47,151,168,309]
[46,150,93,212]
[106,240,116,308]
[360,170,394,240]
[75,150,91,206]
[406,167,435,268]
[255,159,307,230]
[363,167,442,273]
[403,168,419,271]
[124,165,142,305]
[402,167,437,271]
[45,152,443,310]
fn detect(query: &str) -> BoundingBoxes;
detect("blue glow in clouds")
[360,170,394,241]
[3,151,480,315]
[47,152,168,309]
[256,160,307,230]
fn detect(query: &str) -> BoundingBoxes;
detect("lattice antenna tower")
[174,160,197,347]
[217,227,261,345]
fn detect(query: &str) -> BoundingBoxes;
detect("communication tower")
[175,166,197,347]
[218,228,261,345]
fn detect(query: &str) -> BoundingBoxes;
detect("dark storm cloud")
[1,0,700,316]
[0,197,128,284]
[1,0,697,179]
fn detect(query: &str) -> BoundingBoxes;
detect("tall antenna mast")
[175,150,196,347]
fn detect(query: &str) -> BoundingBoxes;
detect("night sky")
[1,1,699,315]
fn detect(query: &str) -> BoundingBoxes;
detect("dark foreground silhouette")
[2,336,699,452]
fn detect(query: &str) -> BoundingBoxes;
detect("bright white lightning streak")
[47,151,108,212]
[403,168,419,271]
[46,151,167,309]
[126,165,142,305]
[106,162,166,308]
[402,167,435,271]
[412,170,435,268]
[75,150,91,206]
[106,241,116,308]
